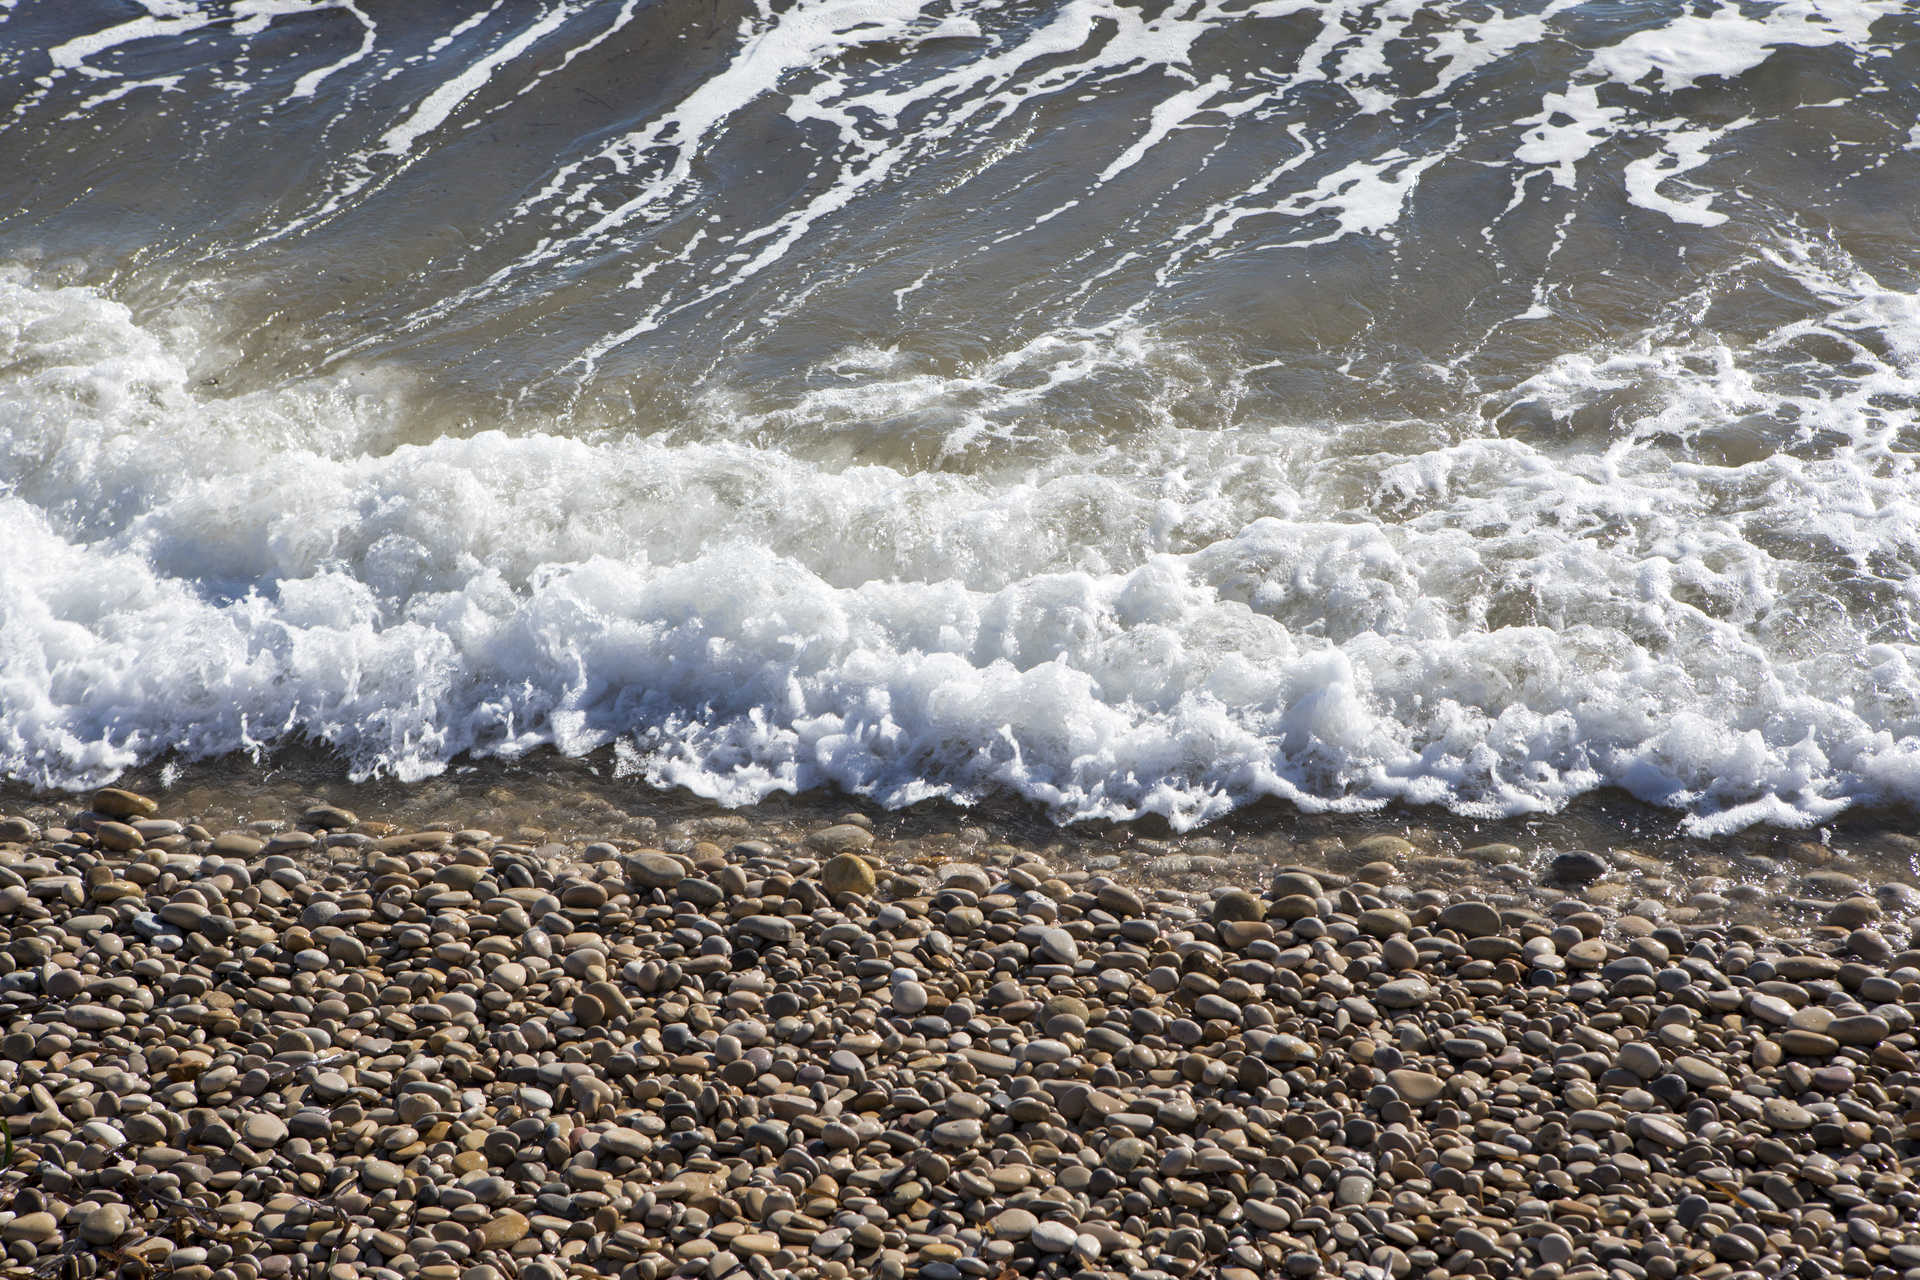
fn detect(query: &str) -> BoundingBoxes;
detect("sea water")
[2,0,1917,836]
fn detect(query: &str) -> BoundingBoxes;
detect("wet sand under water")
[6,749,1918,934]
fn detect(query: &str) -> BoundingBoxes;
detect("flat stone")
[625,852,686,888]
[1829,1014,1889,1045]
[1387,1070,1445,1105]
[990,1209,1037,1241]
[477,1211,529,1248]
[1030,1222,1078,1253]
[1357,908,1412,938]
[1438,901,1503,937]
[737,914,792,944]
[1546,850,1607,886]
[1779,1029,1840,1057]
[932,1119,981,1147]
[1376,978,1433,1009]
[1565,939,1609,969]
[66,1004,126,1031]
[94,820,145,851]
[1635,1116,1688,1148]
[241,1113,288,1147]
[93,788,158,819]
[1032,927,1078,964]
[807,824,874,854]
[360,1159,406,1192]
[734,1233,781,1256]
[1773,955,1840,981]
[3,1212,59,1244]
[1671,1056,1729,1090]
[80,1204,129,1246]
[1615,1042,1662,1080]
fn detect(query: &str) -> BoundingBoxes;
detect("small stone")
[1032,927,1078,964]
[625,852,686,888]
[361,1159,405,1192]
[990,1209,1037,1241]
[1778,1029,1840,1057]
[3,1212,59,1244]
[1773,955,1840,981]
[1546,850,1607,886]
[1672,1056,1730,1090]
[93,788,158,818]
[1349,835,1416,863]
[1388,1070,1445,1105]
[93,820,145,852]
[477,1211,530,1248]
[932,1119,981,1147]
[1829,1014,1889,1045]
[822,853,877,897]
[1376,977,1433,1009]
[80,1204,129,1246]
[1565,938,1609,969]
[1635,1116,1688,1148]
[1030,1222,1078,1253]
[1618,1042,1663,1079]
[1357,908,1412,938]
[242,1113,288,1147]
[737,914,792,944]
[808,824,874,854]
[1826,896,1880,927]
[302,804,358,828]
[1213,890,1264,923]
[1438,901,1503,936]
[66,1005,126,1031]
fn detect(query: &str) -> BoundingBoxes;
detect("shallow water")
[8,747,1920,938]
[3,0,1920,835]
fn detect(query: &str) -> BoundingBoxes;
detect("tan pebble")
[1778,1029,1840,1057]
[477,1211,530,1249]
[92,788,158,819]
[822,853,877,897]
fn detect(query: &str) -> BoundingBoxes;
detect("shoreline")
[3,783,1920,1280]
[6,745,1920,931]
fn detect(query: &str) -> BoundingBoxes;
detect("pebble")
[1030,1222,1078,1253]
[1376,976,1433,1008]
[1387,1069,1445,1105]
[823,852,877,896]
[80,1204,129,1245]
[1,793,1917,1280]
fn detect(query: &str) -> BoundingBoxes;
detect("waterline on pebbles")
[2,791,1920,1280]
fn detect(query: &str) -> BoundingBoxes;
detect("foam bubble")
[4,249,1920,832]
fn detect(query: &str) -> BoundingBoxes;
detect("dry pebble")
[5,792,1920,1280]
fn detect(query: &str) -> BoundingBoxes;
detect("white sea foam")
[3,0,1916,829]
[4,251,1919,833]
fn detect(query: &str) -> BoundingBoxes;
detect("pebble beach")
[6,786,1920,1280]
